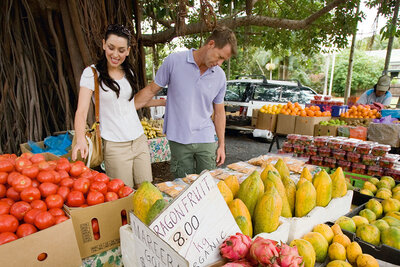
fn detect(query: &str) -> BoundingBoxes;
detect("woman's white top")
[79,65,144,142]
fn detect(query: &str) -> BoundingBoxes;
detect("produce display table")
[147,136,170,163]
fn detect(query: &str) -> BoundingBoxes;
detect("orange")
[307,110,315,117]
[315,111,322,117]
[300,111,307,117]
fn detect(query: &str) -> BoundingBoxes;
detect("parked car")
[224,75,317,118]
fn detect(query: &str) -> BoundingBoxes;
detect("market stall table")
[147,136,170,163]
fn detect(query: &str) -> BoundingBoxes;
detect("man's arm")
[356,91,368,104]
[134,82,162,109]
[213,102,226,166]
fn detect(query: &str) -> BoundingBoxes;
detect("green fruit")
[369,177,380,186]
[377,180,392,190]
[359,209,377,223]
[365,199,383,219]
[381,176,396,189]
[335,216,357,233]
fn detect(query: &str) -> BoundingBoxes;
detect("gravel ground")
[151,129,283,182]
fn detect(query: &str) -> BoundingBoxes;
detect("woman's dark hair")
[95,24,137,101]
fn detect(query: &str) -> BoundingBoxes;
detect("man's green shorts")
[169,141,218,178]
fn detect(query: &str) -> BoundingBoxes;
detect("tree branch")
[147,12,173,28]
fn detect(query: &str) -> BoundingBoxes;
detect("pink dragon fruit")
[249,236,280,266]
[220,233,252,261]
[222,259,254,267]
[277,243,304,267]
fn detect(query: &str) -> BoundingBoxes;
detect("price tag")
[149,171,241,266]
[129,212,189,267]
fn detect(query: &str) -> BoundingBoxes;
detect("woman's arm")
[72,87,93,161]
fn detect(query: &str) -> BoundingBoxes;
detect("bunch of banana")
[141,118,165,139]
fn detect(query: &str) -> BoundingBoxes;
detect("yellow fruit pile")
[340,105,381,119]
[259,104,283,114]
[140,118,165,139]
[360,176,400,200]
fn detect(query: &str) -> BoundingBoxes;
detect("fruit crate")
[381,109,400,119]
[343,171,371,188]
[331,105,348,117]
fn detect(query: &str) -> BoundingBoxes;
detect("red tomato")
[0,232,18,245]
[0,214,19,232]
[0,160,14,173]
[30,200,47,211]
[122,217,128,225]
[56,161,71,172]
[12,175,32,192]
[16,223,37,238]
[34,211,55,230]
[57,170,70,180]
[57,158,70,165]
[79,170,94,181]
[37,253,47,261]
[67,191,85,207]
[0,198,14,206]
[60,177,74,188]
[91,218,99,233]
[6,187,20,201]
[81,204,88,208]
[90,182,107,195]
[94,232,100,240]
[24,208,42,224]
[20,187,41,202]
[93,173,109,184]
[121,210,127,217]
[21,165,40,179]
[118,186,134,198]
[0,172,8,184]
[91,170,99,177]
[38,182,58,197]
[54,215,68,224]
[57,186,70,201]
[69,162,84,177]
[105,191,119,202]
[0,202,11,215]
[45,194,64,209]
[37,171,55,183]
[73,178,90,194]
[20,152,33,160]
[29,154,45,164]
[47,161,57,171]
[48,208,65,217]
[0,184,6,198]
[15,158,32,173]
[107,179,124,193]
[7,172,20,186]
[10,201,32,220]
[31,179,39,188]
[37,161,53,172]
[87,191,104,206]
[51,170,61,184]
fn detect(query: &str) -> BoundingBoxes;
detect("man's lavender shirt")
[154,49,226,144]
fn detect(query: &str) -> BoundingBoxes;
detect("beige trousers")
[103,134,153,188]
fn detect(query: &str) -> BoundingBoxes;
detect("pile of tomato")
[0,153,133,245]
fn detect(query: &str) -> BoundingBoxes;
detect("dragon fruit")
[220,233,252,261]
[277,243,304,267]
[249,237,280,266]
[222,259,254,267]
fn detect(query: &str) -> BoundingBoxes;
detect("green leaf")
[108,255,115,264]
[96,259,102,267]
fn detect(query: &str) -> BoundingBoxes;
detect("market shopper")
[357,75,392,106]
[135,26,237,178]
[72,24,165,188]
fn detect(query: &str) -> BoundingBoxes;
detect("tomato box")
[256,113,277,131]
[20,141,71,159]
[64,193,134,259]
[294,116,331,136]
[276,114,297,134]
[0,218,81,266]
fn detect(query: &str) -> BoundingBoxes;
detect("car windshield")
[225,82,248,101]
[253,84,281,102]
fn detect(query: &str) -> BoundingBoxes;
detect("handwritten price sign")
[150,171,240,266]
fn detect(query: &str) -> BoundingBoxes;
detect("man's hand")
[216,145,225,166]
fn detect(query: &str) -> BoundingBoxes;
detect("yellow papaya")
[224,175,240,197]
[264,171,292,217]
[356,224,380,246]
[228,199,252,237]
[297,177,308,189]
[281,175,296,215]
[381,226,400,250]
[381,198,400,214]
[146,198,168,225]
[253,185,282,234]
[381,176,396,189]
[365,198,383,219]
[303,232,329,263]
[313,169,332,207]
[300,167,313,182]
[132,181,163,223]
[331,167,347,198]
[235,216,252,237]
[236,171,264,217]
[217,180,234,204]
[289,239,316,267]
[346,241,362,265]
[260,163,280,183]
[295,180,316,217]
[274,158,290,179]
[356,254,379,267]
[313,223,334,244]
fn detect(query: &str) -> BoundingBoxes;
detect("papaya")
[382,215,400,227]
[328,242,346,261]
[332,234,351,248]
[253,185,282,234]
[371,219,390,232]
[303,231,329,263]
[313,224,334,244]
[365,198,383,219]
[331,224,343,236]
[260,163,280,183]
[381,226,400,249]
[331,167,347,198]
[359,209,376,223]
[381,176,396,189]
[224,175,240,197]
[145,199,168,225]
[381,198,400,214]
[352,215,369,229]
[376,188,392,199]
[386,211,400,221]
[392,185,400,194]
[295,180,316,217]
[335,216,356,233]
[313,169,332,207]
[274,158,290,180]
[360,188,374,197]
[393,191,400,201]
[300,167,313,182]
[228,199,252,237]
[296,177,308,189]
[362,181,377,194]
[289,239,316,267]
[356,254,379,267]
[281,175,296,215]
[346,180,354,191]
[326,260,352,267]
[377,180,392,190]
[356,224,380,246]
[132,181,163,223]
[234,216,252,237]
[346,241,362,265]
[236,171,264,217]
[369,177,380,186]
[217,180,234,204]
[264,171,292,217]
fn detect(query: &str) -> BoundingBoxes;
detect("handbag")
[72,67,103,168]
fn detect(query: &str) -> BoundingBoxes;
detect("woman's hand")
[72,137,88,161]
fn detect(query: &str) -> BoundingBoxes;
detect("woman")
[72,24,164,188]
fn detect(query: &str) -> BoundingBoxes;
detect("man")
[135,26,237,178]
[357,75,392,106]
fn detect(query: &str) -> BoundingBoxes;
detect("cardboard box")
[256,113,277,131]
[314,124,338,136]
[64,193,134,258]
[294,116,331,136]
[0,219,82,267]
[251,109,259,127]
[20,141,71,159]
[276,114,297,134]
